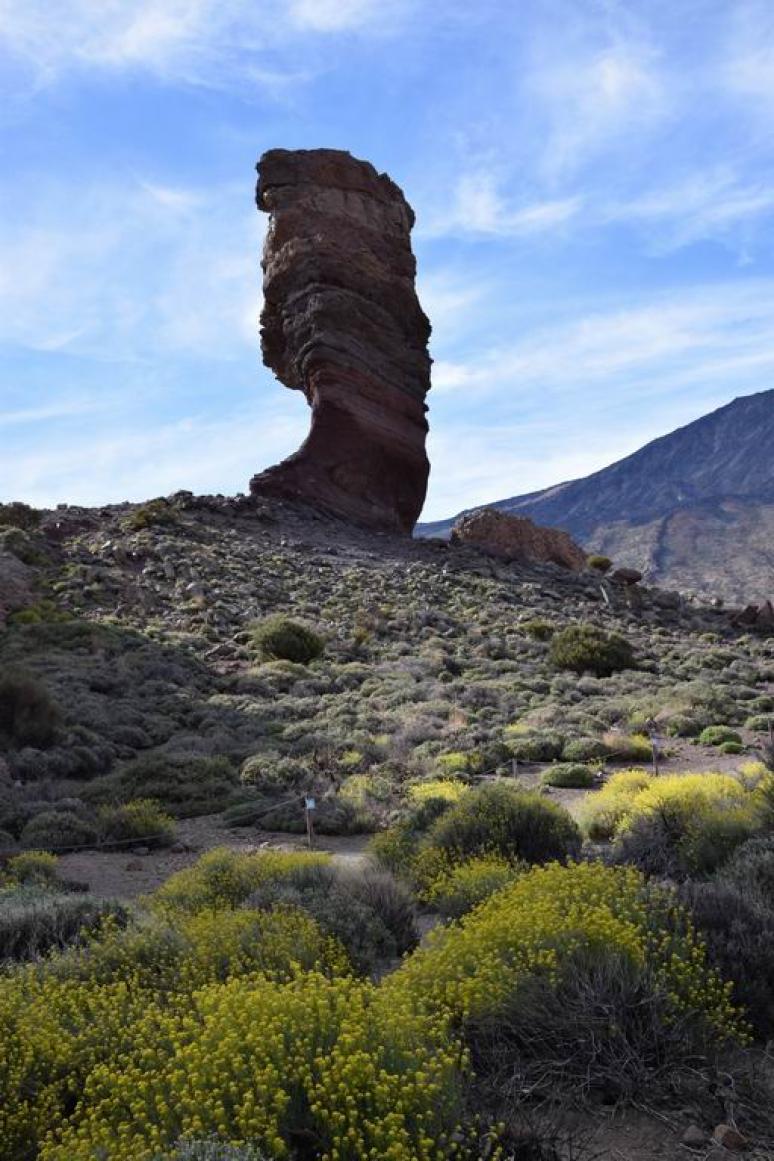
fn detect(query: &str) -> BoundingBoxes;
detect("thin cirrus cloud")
[431,282,774,399]
[0,177,264,360]
[0,0,412,89]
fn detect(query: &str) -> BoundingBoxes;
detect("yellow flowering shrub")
[582,771,768,873]
[423,855,524,919]
[3,849,59,886]
[41,972,467,1161]
[0,909,347,1160]
[385,862,745,1045]
[150,847,331,915]
[579,769,651,839]
[407,779,469,805]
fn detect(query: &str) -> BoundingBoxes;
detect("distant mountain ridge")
[418,389,774,602]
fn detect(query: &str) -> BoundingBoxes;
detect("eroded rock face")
[450,508,587,570]
[249,148,431,533]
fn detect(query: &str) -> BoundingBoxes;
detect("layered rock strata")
[249,148,431,533]
[450,508,587,571]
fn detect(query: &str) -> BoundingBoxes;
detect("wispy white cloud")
[0,0,413,91]
[431,282,774,398]
[0,397,308,508]
[0,177,264,360]
[526,22,669,180]
[422,171,581,240]
[0,400,103,427]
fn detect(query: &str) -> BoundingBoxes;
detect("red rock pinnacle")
[249,148,431,533]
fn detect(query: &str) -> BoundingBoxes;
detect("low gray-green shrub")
[251,616,324,665]
[19,810,98,853]
[678,879,774,1039]
[549,624,634,677]
[84,754,237,817]
[561,737,608,762]
[424,783,581,866]
[97,799,175,849]
[540,764,596,789]
[246,862,417,972]
[0,885,128,962]
[698,725,742,747]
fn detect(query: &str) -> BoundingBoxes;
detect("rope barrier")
[0,794,309,861]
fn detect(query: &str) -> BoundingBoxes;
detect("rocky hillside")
[419,389,774,602]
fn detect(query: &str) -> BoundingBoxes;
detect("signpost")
[645,719,661,777]
[304,797,316,849]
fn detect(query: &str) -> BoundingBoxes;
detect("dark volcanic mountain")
[418,390,774,602]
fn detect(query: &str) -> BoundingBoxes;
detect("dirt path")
[57,744,761,902]
[57,818,370,902]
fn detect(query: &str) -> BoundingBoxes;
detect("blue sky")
[2,0,774,521]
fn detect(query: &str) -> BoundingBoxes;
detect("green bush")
[508,733,564,762]
[0,671,60,749]
[698,725,742,747]
[540,763,596,789]
[586,555,612,573]
[561,737,608,762]
[125,499,178,531]
[424,783,581,866]
[0,501,41,530]
[719,741,744,755]
[19,810,98,853]
[97,800,175,849]
[239,753,306,790]
[665,713,702,738]
[549,624,634,677]
[251,616,324,665]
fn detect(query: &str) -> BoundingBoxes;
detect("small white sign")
[305,797,316,811]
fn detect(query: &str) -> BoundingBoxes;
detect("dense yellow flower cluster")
[0,908,346,1159]
[422,855,524,918]
[150,847,332,915]
[42,973,466,1161]
[581,769,768,842]
[0,854,746,1160]
[385,862,745,1044]
[406,779,469,805]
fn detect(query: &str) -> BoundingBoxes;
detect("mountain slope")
[418,389,774,602]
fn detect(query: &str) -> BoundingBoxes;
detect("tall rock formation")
[249,148,431,533]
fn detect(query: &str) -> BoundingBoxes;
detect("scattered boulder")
[450,508,586,570]
[249,148,432,534]
[713,1124,747,1152]
[682,1125,708,1148]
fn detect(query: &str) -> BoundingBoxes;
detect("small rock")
[170,841,187,854]
[682,1125,707,1148]
[131,846,151,857]
[124,859,143,872]
[713,1124,747,1151]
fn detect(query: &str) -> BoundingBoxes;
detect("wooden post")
[304,796,315,850]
